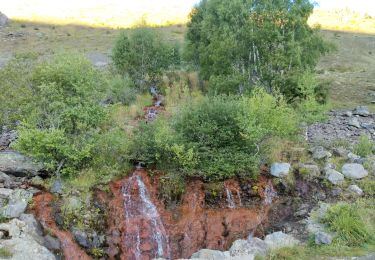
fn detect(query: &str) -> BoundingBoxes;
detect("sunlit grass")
[1,0,193,28]
[309,9,375,34]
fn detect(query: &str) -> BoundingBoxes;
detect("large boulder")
[0,189,33,218]
[190,249,230,259]
[270,163,291,178]
[0,12,8,27]
[0,151,44,177]
[0,219,55,260]
[342,163,368,179]
[264,231,300,250]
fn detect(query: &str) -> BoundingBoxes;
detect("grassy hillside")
[1,0,194,28]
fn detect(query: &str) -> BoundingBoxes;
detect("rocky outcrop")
[0,151,44,177]
[0,218,55,260]
[0,129,17,150]
[307,107,375,145]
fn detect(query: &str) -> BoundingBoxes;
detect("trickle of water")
[226,188,236,209]
[236,190,243,207]
[122,175,171,260]
[263,181,277,205]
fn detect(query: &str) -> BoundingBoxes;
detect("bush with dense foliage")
[13,54,107,176]
[131,88,298,180]
[186,0,334,100]
[112,28,180,91]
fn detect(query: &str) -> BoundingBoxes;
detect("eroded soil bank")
[104,169,274,260]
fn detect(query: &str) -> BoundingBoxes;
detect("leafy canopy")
[186,0,333,100]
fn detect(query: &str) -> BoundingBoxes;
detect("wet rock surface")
[106,169,274,259]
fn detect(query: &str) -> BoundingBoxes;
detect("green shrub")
[13,126,94,175]
[322,202,373,246]
[91,127,132,176]
[112,28,180,90]
[13,54,107,176]
[131,89,298,181]
[106,75,138,105]
[354,135,374,157]
[296,97,330,124]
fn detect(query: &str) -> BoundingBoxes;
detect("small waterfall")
[236,190,243,207]
[225,188,236,209]
[122,175,170,259]
[263,181,277,205]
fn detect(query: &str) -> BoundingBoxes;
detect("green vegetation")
[354,135,374,158]
[186,0,334,100]
[112,27,180,90]
[12,54,106,176]
[262,199,375,260]
[322,202,374,247]
[131,89,298,181]
[0,247,12,258]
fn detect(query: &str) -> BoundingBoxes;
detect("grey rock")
[362,123,374,130]
[0,130,17,148]
[347,153,361,163]
[0,151,44,177]
[333,147,349,158]
[299,164,320,177]
[353,106,370,117]
[344,111,353,117]
[0,219,55,260]
[1,189,33,218]
[347,185,364,196]
[348,117,361,128]
[44,235,61,251]
[264,231,300,250]
[230,238,267,257]
[270,163,291,178]
[331,187,342,197]
[73,229,90,248]
[19,214,43,237]
[315,231,333,245]
[325,169,344,185]
[50,179,63,194]
[190,249,229,259]
[0,171,12,187]
[310,146,332,160]
[342,163,368,179]
[0,188,13,198]
[0,12,8,27]
[2,201,28,218]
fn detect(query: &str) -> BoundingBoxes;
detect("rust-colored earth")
[106,169,272,260]
[32,192,92,260]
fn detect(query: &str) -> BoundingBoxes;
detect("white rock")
[270,163,291,178]
[230,238,267,257]
[342,164,368,179]
[347,185,364,196]
[348,117,361,128]
[264,231,300,250]
[325,169,344,185]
